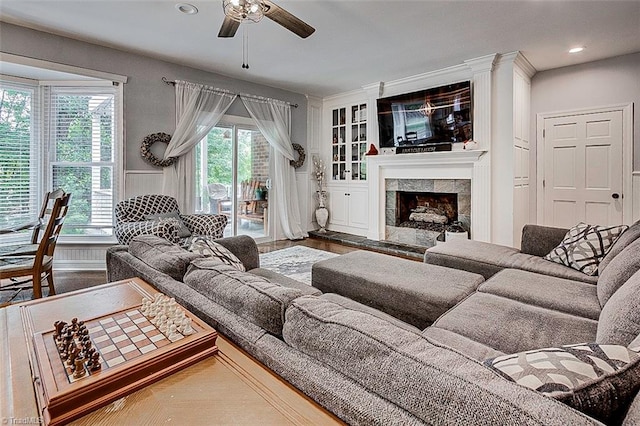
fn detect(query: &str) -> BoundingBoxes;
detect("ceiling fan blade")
[218,15,240,38]
[263,0,315,39]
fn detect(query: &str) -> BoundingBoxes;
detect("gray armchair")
[114,194,227,246]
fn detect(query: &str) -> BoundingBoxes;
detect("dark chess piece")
[88,352,101,371]
[73,356,86,379]
[67,345,79,367]
[71,318,79,331]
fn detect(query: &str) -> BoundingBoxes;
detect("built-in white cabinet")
[327,185,368,231]
[324,99,370,236]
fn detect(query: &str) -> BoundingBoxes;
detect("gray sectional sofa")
[106,222,640,425]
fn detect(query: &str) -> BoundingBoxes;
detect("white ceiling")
[1,1,639,97]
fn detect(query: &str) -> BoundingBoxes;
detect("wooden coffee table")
[0,278,342,425]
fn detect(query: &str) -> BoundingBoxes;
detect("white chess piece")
[168,324,182,342]
[180,318,194,335]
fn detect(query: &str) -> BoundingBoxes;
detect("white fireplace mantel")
[366,150,491,242]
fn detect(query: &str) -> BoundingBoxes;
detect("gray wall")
[0,22,308,172]
[531,52,640,172]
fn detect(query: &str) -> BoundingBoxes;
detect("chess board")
[43,308,193,387]
[24,279,218,426]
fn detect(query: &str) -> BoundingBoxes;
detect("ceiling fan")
[218,0,315,39]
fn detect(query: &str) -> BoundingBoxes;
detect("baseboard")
[54,259,106,271]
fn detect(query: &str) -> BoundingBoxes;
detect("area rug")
[259,246,339,285]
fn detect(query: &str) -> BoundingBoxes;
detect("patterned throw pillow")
[544,222,628,275]
[188,236,245,272]
[145,211,192,238]
[485,343,640,423]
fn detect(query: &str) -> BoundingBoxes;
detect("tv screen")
[377,81,472,148]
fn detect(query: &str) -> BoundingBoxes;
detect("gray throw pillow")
[145,211,191,238]
[544,222,628,276]
[129,235,201,281]
[188,236,245,271]
[599,219,640,274]
[597,269,640,346]
[597,237,640,307]
[484,342,640,424]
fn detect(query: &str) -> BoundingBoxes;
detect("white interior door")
[543,110,623,228]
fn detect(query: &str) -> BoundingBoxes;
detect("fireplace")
[385,178,470,247]
[395,191,458,231]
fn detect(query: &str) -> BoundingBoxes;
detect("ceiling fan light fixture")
[223,0,265,23]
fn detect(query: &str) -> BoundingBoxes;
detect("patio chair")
[114,194,228,246]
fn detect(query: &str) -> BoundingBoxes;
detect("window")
[0,79,122,241]
[0,82,39,233]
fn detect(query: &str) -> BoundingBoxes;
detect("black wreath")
[290,143,305,169]
[140,132,177,168]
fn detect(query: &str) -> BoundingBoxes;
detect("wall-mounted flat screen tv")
[377,81,472,148]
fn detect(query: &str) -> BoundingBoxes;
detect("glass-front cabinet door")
[331,107,346,181]
[350,103,367,181]
[331,104,367,182]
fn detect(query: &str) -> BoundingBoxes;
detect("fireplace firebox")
[395,192,458,232]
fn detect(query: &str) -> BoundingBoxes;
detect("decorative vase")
[315,191,329,233]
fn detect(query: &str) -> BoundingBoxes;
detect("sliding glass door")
[195,119,271,241]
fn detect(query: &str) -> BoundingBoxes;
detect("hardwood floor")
[256,237,359,255]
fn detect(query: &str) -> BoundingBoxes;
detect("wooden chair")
[238,180,267,224]
[0,188,66,257]
[0,192,71,301]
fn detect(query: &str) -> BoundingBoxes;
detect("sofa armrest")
[181,214,228,239]
[214,235,260,270]
[520,224,568,257]
[115,220,179,245]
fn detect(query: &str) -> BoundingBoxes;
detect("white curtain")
[241,96,307,240]
[162,80,237,212]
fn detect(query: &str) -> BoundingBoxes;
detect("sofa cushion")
[422,326,505,361]
[188,236,245,271]
[504,253,598,284]
[544,222,628,276]
[485,343,640,424]
[283,296,600,425]
[128,235,202,281]
[320,293,421,334]
[424,240,519,279]
[597,237,640,307]
[478,269,601,320]
[597,269,640,346]
[433,292,598,354]
[424,239,597,283]
[599,219,640,274]
[249,267,321,296]
[145,210,192,238]
[184,259,303,336]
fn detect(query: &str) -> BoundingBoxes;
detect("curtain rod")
[162,77,298,108]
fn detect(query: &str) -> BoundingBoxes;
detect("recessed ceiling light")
[175,3,198,15]
[569,46,585,54]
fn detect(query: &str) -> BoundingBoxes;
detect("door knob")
[612,193,620,199]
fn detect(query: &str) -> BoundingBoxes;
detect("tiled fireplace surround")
[385,178,471,247]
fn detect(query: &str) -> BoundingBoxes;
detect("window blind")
[0,82,40,233]
[45,86,120,237]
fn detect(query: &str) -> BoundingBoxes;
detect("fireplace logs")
[396,191,458,231]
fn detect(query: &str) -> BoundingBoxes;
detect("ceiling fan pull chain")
[242,25,249,69]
